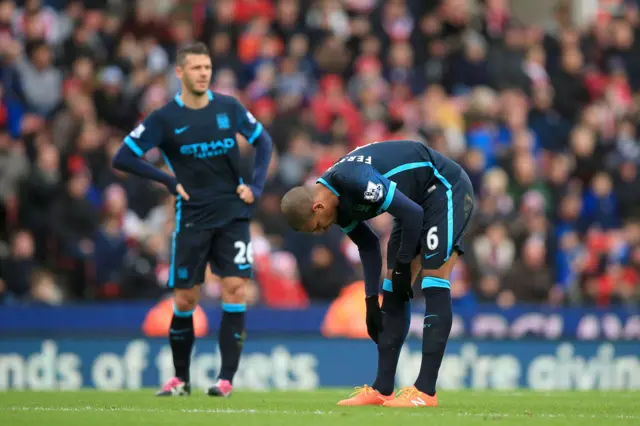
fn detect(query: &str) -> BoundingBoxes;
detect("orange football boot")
[382,386,438,408]
[337,385,394,406]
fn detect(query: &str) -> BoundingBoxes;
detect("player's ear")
[311,202,323,212]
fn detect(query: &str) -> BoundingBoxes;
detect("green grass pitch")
[1,390,638,426]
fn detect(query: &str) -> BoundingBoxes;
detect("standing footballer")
[281,140,474,407]
[112,42,273,397]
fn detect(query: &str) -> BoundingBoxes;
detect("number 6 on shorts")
[426,226,439,250]
[421,223,447,270]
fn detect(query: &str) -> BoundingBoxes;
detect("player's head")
[176,42,212,96]
[281,185,337,234]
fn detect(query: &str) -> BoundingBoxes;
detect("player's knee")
[422,252,459,280]
[387,255,421,283]
[221,277,248,304]
[385,269,393,281]
[381,290,407,314]
[174,288,199,312]
[386,254,421,277]
[174,297,197,313]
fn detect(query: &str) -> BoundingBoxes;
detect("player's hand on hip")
[391,260,414,301]
[365,296,383,343]
[237,184,255,204]
[176,183,190,200]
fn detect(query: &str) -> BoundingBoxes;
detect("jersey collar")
[174,90,214,107]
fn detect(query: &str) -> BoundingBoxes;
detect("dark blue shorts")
[169,219,252,289]
[387,168,475,271]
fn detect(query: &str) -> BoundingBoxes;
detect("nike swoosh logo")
[424,314,438,319]
[424,252,439,260]
[170,328,191,334]
[238,264,252,270]
[174,126,189,135]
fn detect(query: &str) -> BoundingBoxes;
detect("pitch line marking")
[2,406,638,420]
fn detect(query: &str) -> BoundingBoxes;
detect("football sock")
[218,303,246,383]
[170,303,195,383]
[372,279,411,396]
[414,279,453,396]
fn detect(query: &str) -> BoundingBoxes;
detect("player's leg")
[414,253,458,397]
[384,171,474,408]
[207,219,252,397]
[383,253,459,408]
[157,228,210,397]
[337,219,421,406]
[372,256,422,388]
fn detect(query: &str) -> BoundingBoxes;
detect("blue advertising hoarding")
[0,338,638,391]
[1,302,639,340]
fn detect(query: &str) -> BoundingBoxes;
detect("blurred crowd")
[1,0,639,309]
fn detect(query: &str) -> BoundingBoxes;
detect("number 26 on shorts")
[233,241,253,264]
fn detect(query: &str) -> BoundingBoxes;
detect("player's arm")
[111,112,179,195]
[234,100,273,199]
[383,189,424,299]
[384,190,424,265]
[344,222,382,297]
[345,221,384,343]
[341,163,424,262]
[341,163,423,299]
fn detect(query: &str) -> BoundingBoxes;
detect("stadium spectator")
[0,128,29,219]
[502,236,553,304]
[1,229,36,299]
[0,0,638,308]
[468,221,516,281]
[50,162,98,298]
[17,41,63,116]
[92,183,128,297]
[17,142,60,261]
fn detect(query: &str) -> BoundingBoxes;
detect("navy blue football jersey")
[318,140,465,232]
[123,90,263,228]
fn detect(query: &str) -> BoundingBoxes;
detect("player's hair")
[280,186,315,231]
[176,42,210,66]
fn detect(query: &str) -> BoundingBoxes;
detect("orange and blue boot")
[382,386,438,408]
[337,385,394,406]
